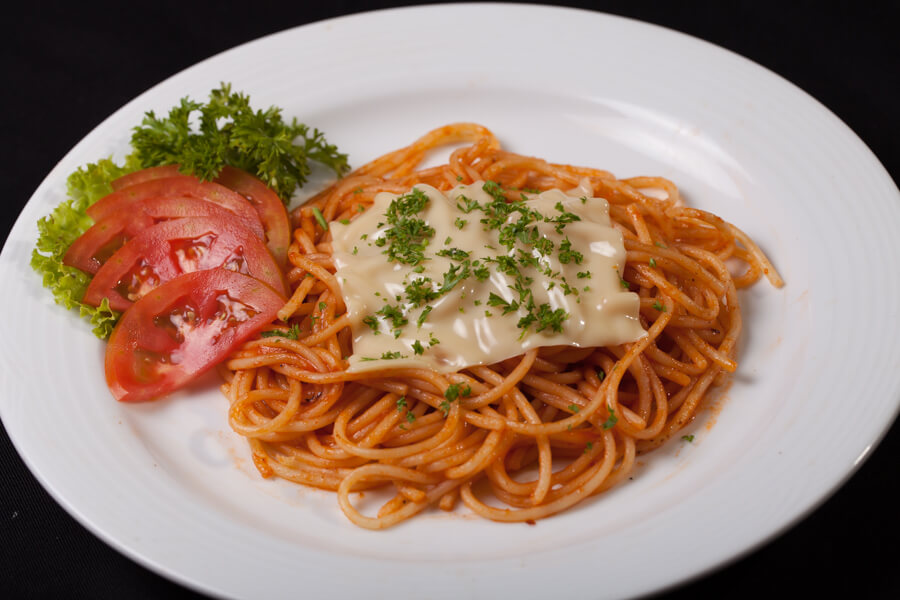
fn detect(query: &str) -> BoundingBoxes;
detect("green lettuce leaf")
[30,158,133,338]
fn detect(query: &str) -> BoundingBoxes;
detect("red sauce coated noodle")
[220,123,782,529]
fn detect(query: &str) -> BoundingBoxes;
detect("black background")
[2,1,899,598]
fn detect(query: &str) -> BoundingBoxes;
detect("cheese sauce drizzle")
[331,182,646,373]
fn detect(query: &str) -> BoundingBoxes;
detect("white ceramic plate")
[2,4,898,599]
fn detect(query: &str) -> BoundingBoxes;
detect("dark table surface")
[3,1,899,598]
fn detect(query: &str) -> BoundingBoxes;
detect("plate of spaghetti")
[1,4,898,600]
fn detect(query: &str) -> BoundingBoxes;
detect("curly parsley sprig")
[130,83,349,202]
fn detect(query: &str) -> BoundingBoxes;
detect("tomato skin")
[87,176,265,240]
[63,212,154,274]
[105,268,284,403]
[214,166,291,268]
[108,165,290,267]
[110,165,182,191]
[64,196,260,275]
[82,216,287,311]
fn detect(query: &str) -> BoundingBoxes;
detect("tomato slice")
[105,268,284,402]
[86,176,265,240]
[214,166,291,268]
[63,212,155,274]
[65,196,268,274]
[109,165,291,267]
[110,164,182,191]
[82,216,287,311]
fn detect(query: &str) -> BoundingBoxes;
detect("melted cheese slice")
[331,182,645,373]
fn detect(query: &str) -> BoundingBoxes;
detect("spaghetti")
[220,123,782,529]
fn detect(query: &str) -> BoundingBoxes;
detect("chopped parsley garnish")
[436,248,470,261]
[546,201,582,233]
[482,180,507,203]
[311,207,328,231]
[601,406,618,430]
[438,262,470,294]
[358,350,408,362]
[456,195,481,213]
[378,188,435,266]
[531,304,568,334]
[444,383,471,402]
[488,292,519,315]
[362,315,380,333]
[557,238,583,265]
[260,323,300,340]
[416,305,433,328]
[376,304,408,331]
[681,434,695,442]
[394,396,415,423]
[353,180,632,354]
[438,383,471,416]
[534,237,554,256]
[404,277,437,307]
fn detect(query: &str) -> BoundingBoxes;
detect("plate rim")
[3,3,900,599]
